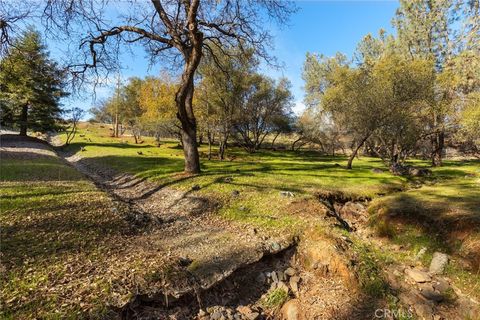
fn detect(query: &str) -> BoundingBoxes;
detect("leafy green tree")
[320,53,435,169]
[233,75,294,153]
[197,48,257,159]
[0,29,67,135]
[393,0,480,165]
[40,0,295,174]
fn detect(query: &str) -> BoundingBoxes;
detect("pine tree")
[0,28,67,135]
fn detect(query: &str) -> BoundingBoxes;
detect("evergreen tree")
[0,28,67,135]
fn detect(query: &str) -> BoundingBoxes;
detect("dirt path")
[51,138,296,300]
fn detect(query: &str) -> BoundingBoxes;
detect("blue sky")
[51,1,399,115]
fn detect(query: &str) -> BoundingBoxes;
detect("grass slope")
[61,123,407,229]
[0,144,171,319]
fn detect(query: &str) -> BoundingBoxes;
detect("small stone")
[371,168,383,173]
[236,306,252,315]
[198,309,206,317]
[191,184,201,191]
[413,302,434,319]
[271,242,281,251]
[289,276,300,293]
[271,271,278,283]
[429,252,449,275]
[281,299,302,320]
[432,278,450,293]
[285,267,296,276]
[231,190,240,197]
[405,268,431,283]
[246,312,259,320]
[280,191,295,197]
[277,270,286,281]
[277,281,289,292]
[419,283,444,302]
[210,311,223,320]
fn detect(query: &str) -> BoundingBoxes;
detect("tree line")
[90,49,294,160]
[1,0,478,172]
[300,0,479,168]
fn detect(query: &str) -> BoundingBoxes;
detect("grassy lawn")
[63,124,480,299]
[0,151,173,319]
[4,123,478,317]
[60,123,407,229]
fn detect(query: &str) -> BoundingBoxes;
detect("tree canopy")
[0,29,67,135]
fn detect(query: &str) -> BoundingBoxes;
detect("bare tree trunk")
[432,130,444,166]
[176,65,201,173]
[347,134,370,169]
[207,130,212,160]
[271,132,280,149]
[114,112,119,137]
[292,136,302,151]
[219,137,227,160]
[19,104,28,136]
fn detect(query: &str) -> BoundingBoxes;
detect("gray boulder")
[429,252,449,274]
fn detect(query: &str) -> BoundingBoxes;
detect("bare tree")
[65,107,84,145]
[38,0,295,173]
[0,1,31,56]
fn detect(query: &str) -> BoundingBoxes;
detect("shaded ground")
[3,128,480,319]
[0,134,295,319]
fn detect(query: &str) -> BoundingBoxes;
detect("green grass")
[351,241,390,298]
[7,122,477,316]
[368,159,480,299]
[261,288,289,309]
[59,123,408,230]
[0,153,173,319]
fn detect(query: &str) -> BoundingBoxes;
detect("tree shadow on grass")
[372,192,480,269]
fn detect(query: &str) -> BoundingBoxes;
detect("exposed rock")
[271,242,281,252]
[280,191,295,197]
[418,283,444,302]
[236,306,259,320]
[409,167,432,177]
[385,271,401,290]
[246,312,259,320]
[429,252,449,275]
[432,278,450,293]
[281,299,302,320]
[390,163,432,177]
[413,302,434,320]
[277,281,289,293]
[210,311,223,320]
[289,276,300,293]
[231,190,240,197]
[405,268,431,283]
[277,270,286,281]
[271,270,278,283]
[284,267,296,276]
[178,256,193,267]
